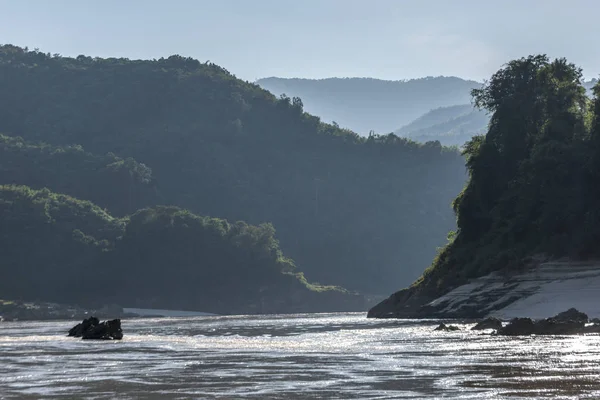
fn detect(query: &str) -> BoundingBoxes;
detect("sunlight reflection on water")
[1,313,600,399]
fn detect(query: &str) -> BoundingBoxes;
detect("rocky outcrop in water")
[434,323,460,332]
[553,308,588,323]
[471,317,502,331]
[496,317,584,336]
[493,309,600,336]
[68,317,123,340]
[68,316,100,337]
[495,317,535,336]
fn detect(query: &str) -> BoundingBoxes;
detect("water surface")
[1,313,600,399]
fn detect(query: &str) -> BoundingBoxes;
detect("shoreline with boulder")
[433,308,600,336]
[369,261,600,320]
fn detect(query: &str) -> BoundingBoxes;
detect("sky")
[1,0,599,82]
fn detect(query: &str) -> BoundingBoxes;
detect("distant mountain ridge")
[395,104,490,147]
[394,79,599,147]
[256,76,482,134]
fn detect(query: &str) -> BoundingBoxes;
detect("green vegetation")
[0,185,360,314]
[0,185,123,302]
[0,134,158,215]
[0,45,467,295]
[382,55,600,305]
[257,76,481,134]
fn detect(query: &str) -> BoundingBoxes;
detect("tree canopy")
[403,55,600,297]
[0,45,467,294]
[0,185,362,314]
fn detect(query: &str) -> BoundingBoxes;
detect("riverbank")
[368,260,600,319]
[0,300,136,322]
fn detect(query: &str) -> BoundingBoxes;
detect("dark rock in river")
[471,317,503,331]
[534,318,584,335]
[434,323,460,332]
[553,308,588,323]
[68,317,123,340]
[497,309,589,336]
[68,316,100,337]
[582,324,600,334]
[496,318,536,336]
[82,319,123,340]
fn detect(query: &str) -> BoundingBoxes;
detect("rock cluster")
[496,308,600,336]
[434,323,460,332]
[68,317,123,340]
[433,308,600,336]
[471,317,502,331]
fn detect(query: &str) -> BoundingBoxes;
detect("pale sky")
[1,0,598,82]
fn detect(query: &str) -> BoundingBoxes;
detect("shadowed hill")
[0,45,467,295]
[0,134,159,216]
[0,185,363,314]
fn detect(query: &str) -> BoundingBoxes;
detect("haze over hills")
[256,76,482,134]
[258,77,600,148]
[0,45,467,310]
[395,105,490,147]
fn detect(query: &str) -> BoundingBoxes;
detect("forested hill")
[369,55,600,317]
[0,134,159,216]
[256,76,481,134]
[0,185,362,314]
[0,45,467,296]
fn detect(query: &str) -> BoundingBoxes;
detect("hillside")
[0,185,362,314]
[0,134,159,215]
[395,105,489,146]
[256,77,481,134]
[0,45,467,295]
[369,55,600,318]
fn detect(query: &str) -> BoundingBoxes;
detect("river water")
[1,312,600,399]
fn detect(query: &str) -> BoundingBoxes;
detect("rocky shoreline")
[368,261,600,320]
[433,308,600,336]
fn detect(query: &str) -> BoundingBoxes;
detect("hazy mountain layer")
[257,77,481,134]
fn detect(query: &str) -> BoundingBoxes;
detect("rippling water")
[2,313,600,399]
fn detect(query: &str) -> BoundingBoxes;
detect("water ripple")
[1,313,600,399]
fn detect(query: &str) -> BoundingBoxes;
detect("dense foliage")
[0,45,467,294]
[409,55,600,296]
[257,76,480,133]
[0,134,158,215]
[0,185,123,302]
[0,185,360,313]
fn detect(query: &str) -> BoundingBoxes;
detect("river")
[1,313,600,399]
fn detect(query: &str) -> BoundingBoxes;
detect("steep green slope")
[369,55,600,318]
[256,77,481,134]
[0,45,467,294]
[0,134,158,215]
[0,185,361,314]
[0,185,124,302]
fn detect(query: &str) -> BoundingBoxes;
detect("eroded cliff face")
[368,261,600,319]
